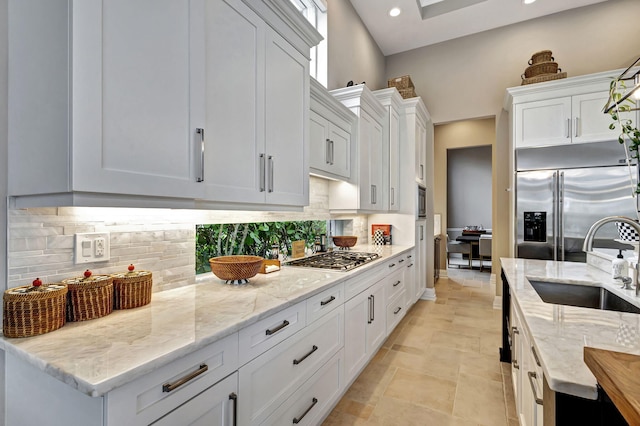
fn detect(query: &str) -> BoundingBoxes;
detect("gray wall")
[326,0,386,91]
[385,0,640,124]
[447,146,492,235]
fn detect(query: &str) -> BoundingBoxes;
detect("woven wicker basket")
[62,274,113,322]
[388,75,414,90]
[524,61,559,78]
[3,283,67,338]
[528,50,554,65]
[110,270,152,310]
[398,87,417,99]
[209,255,263,282]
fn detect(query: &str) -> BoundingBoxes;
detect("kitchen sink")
[528,280,640,314]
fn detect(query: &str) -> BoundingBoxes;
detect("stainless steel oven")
[417,185,426,218]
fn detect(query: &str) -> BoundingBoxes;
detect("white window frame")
[291,0,327,87]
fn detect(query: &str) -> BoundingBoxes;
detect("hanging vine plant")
[605,65,640,194]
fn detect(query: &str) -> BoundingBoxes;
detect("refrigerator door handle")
[559,171,565,261]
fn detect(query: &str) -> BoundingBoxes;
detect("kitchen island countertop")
[0,244,412,397]
[502,257,640,400]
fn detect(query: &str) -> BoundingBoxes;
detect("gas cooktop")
[285,251,380,271]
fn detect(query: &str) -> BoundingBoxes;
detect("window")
[290,0,327,87]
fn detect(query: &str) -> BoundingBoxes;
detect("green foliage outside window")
[196,221,327,274]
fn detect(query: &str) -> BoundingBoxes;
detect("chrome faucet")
[583,216,640,295]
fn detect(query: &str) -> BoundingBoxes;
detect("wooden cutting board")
[584,346,640,425]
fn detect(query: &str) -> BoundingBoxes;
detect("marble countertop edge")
[1,244,413,397]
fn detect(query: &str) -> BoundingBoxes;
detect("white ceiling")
[348,0,610,56]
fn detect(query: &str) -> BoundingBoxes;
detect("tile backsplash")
[6,177,368,291]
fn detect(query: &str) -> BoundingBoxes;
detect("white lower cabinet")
[263,349,344,425]
[152,372,238,426]
[343,277,386,383]
[238,304,344,425]
[511,302,544,426]
[386,289,407,335]
[6,333,239,426]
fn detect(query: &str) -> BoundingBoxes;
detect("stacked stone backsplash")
[7,177,368,292]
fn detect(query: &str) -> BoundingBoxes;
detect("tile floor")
[323,267,518,425]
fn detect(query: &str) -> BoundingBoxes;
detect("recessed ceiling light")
[389,7,401,17]
[523,0,536,4]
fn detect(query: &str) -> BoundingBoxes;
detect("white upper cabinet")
[9,0,203,207]
[309,78,356,181]
[507,70,638,150]
[8,0,321,209]
[373,88,403,212]
[328,85,387,213]
[200,0,313,208]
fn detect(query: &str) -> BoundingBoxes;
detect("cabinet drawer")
[386,289,407,334]
[238,300,306,365]
[152,372,238,426]
[239,305,344,425]
[107,332,238,426]
[344,262,385,300]
[263,349,344,426]
[306,281,344,324]
[385,269,405,302]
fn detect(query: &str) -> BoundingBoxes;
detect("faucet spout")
[583,216,640,295]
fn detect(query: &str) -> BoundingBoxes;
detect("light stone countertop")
[501,257,640,400]
[0,244,412,397]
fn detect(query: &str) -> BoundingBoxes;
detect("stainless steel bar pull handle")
[528,371,543,405]
[420,164,424,179]
[330,140,334,165]
[196,128,205,182]
[162,364,208,392]
[325,138,331,164]
[293,345,318,365]
[531,345,541,367]
[574,117,579,138]
[293,397,318,424]
[367,296,373,323]
[229,392,238,426]
[259,154,266,192]
[511,326,519,369]
[391,187,395,206]
[265,319,289,336]
[268,155,274,193]
[566,118,570,138]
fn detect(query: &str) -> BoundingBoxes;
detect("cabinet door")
[343,278,385,383]
[202,0,265,204]
[309,110,331,172]
[359,110,384,210]
[514,98,572,148]
[388,107,401,211]
[572,91,633,144]
[265,29,309,206]
[328,124,351,179]
[416,119,427,185]
[152,373,238,426]
[344,290,369,382]
[73,0,203,199]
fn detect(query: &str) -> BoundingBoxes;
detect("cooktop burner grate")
[285,251,380,271]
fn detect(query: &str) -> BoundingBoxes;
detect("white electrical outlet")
[74,232,110,264]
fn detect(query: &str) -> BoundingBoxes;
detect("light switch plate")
[74,232,110,264]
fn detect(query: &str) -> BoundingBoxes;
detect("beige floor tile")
[385,345,463,381]
[344,360,397,406]
[383,368,457,414]
[368,396,479,426]
[459,350,503,382]
[430,329,481,352]
[453,372,508,426]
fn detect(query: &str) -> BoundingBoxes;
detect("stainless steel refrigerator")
[516,141,639,262]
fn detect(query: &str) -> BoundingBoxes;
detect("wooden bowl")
[209,255,264,283]
[332,236,358,248]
